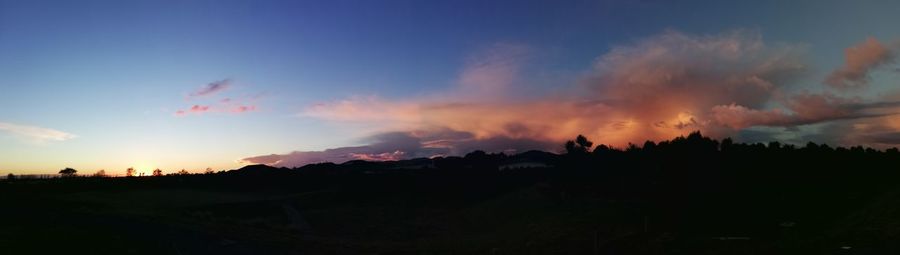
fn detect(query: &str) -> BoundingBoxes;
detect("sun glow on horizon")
[134,162,155,175]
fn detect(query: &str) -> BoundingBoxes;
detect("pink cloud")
[175,105,211,116]
[711,104,791,129]
[175,81,261,116]
[231,105,257,113]
[175,103,258,116]
[191,105,210,112]
[826,37,895,89]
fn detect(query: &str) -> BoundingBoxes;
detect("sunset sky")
[3,0,900,174]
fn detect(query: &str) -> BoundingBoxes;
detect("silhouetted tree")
[593,144,611,155]
[177,169,189,175]
[565,134,593,155]
[93,170,106,177]
[205,167,214,174]
[58,167,77,177]
[126,167,136,177]
[720,137,734,151]
[6,173,15,181]
[643,141,657,152]
[152,168,163,177]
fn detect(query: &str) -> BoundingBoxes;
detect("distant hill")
[230,150,563,175]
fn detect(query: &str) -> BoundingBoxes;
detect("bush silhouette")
[58,167,77,177]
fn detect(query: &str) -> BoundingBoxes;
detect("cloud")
[305,30,810,145]
[810,105,900,148]
[710,104,793,129]
[241,132,447,167]
[189,79,231,98]
[826,37,895,89]
[175,80,259,116]
[191,105,210,112]
[176,103,257,116]
[175,105,213,116]
[0,122,77,143]
[861,132,900,145]
[303,96,421,123]
[231,105,257,113]
[249,31,900,166]
[708,93,896,129]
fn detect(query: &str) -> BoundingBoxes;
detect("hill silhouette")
[3,131,900,254]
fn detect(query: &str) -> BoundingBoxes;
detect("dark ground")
[3,133,900,254]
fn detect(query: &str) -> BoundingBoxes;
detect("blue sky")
[3,0,900,174]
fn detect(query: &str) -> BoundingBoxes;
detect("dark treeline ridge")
[4,131,900,254]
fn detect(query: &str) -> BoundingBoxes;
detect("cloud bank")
[240,130,555,167]
[244,30,900,167]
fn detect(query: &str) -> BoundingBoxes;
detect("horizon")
[5,0,900,174]
[7,130,900,177]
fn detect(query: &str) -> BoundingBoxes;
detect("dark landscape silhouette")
[3,132,900,254]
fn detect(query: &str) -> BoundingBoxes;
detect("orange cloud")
[826,37,895,89]
[249,31,900,166]
[304,30,810,147]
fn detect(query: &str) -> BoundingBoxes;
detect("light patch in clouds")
[826,37,895,89]
[0,122,77,143]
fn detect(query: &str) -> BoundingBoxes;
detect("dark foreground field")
[3,133,900,254]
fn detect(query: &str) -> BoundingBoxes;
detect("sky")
[3,0,900,174]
